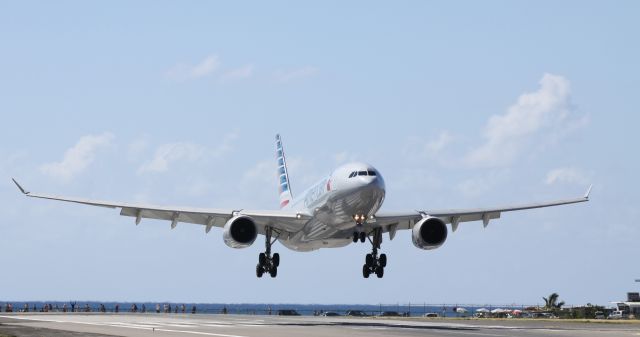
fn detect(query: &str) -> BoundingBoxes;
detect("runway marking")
[238,324,265,328]
[0,315,250,337]
[5,315,639,337]
[109,322,159,329]
[401,328,510,337]
[200,324,232,328]
[152,328,247,336]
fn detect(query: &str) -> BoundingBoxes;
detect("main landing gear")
[256,226,280,278]
[362,228,386,279]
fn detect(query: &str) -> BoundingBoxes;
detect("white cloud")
[425,131,454,155]
[127,137,149,160]
[333,151,360,164]
[241,155,321,193]
[1,151,28,186]
[334,151,348,164]
[137,132,238,174]
[455,169,511,199]
[400,132,456,168]
[221,64,254,81]
[466,73,575,167]
[545,167,590,185]
[137,142,205,174]
[274,66,318,83]
[166,54,220,81]
[40,132,114,181]
[242,160,276,186]
[212,131,239,157]
[456,177,493,198]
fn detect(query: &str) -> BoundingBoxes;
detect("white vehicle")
[608,310,626,319]
[12,135,591,279]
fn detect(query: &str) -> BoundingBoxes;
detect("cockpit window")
[349,170,376,178]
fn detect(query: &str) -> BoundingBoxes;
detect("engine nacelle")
[223,215,258,249]
[412,216,448,250]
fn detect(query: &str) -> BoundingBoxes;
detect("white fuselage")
[278,162,386,251]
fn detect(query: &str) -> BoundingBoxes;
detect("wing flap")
[119,207,228,227]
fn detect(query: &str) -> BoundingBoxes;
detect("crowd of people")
[3,302,197,314]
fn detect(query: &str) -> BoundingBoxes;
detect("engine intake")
[412,216,448,250]
[223,215,258,248]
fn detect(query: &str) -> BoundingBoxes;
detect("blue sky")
[1,1,639,306]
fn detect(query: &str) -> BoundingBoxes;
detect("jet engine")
[412,216,448,250]
[223,215,258,248]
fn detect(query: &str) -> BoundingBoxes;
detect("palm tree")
[543,293,565,309]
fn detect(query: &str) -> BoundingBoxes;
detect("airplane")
[12,134,591,279]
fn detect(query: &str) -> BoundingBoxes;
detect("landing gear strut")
[256,226,280,278]
[362,228,386,279]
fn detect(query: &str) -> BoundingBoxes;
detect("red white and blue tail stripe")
[276,134,293,209]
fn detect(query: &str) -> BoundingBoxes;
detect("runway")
[1,313,638,337]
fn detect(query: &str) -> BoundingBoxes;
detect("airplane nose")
[364,175,385,190]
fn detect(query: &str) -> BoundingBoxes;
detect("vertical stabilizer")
[276,134,293,208]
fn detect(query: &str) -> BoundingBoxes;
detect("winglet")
[584,184,593,200]
[11,178,30,195]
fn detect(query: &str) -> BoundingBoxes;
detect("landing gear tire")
[375,266,384,278]
[257,226,281,278]
[380,254,387,268]
[359,232,366,243]
[365,254,374,267]
[352,232,358,243]
[362,264,370,278]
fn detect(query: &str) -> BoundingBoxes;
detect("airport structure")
[612,292,640,318]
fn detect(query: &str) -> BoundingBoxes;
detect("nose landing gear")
[352,231,366,243]
[362,227,386,278]
[352,214,368,243]
[256,226,280,278]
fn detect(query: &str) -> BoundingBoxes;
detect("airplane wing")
[371,186,591,236]
[12,179,310,235]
